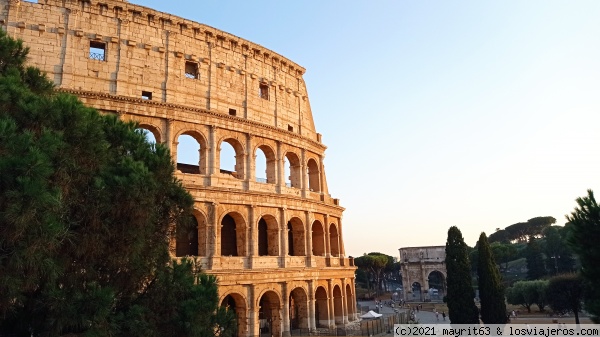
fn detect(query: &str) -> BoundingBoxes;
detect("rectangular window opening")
[229,108,237,116]
[259,83,269,100]
[89,41,106,61]
[142,91,152,100]
[288,125,294,132]
[185,61,199,79]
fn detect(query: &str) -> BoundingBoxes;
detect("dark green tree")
[505,280,547,313]
[445,226,479,324]
[543,226,576,275]
[354,253,390,296]
[0,30,232,336]
[566,189,600,323]
[546,274,584,324]
[525,236,546,280]
[477,233,508,324]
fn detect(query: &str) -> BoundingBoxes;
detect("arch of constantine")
[0,0,358,335]
[398,246,446,302]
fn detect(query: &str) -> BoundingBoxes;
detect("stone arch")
[345,283,355,318]
[258,290,282,337]
[257,214,279,256]
[220,212,247,257]
[289,287,309,331]
[314,286,329,328]
[411,282,423,301]
[137,123,162,143]
[332,285,343,325]
[329,223,340,257]
[427,270,446,300]
[176,130,208,175]
[255,144,277,184]
[284,151,301,188]
[311,221,325,256]
[175,214,198,257]
[220,292,248,337]
[287,217,306,256]
[306,157,320,192]
[219,137,245,179]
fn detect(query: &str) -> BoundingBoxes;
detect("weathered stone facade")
[399,246,446,302]
[1,0,357,335]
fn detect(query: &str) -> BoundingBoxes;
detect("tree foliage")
[477,233,507,324]
[546,274,584,324]
[445,226,479,324]
[542,226,576,275]
[354,253,391,296]
[489,217,556,244]
[566,189,600,323]
[506,280,548,313]
[525,236,546,280]
[0,30,232,336]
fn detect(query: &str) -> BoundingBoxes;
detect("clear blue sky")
[132,0,600,258]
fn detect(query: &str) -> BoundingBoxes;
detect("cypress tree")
[477,233,508,324]
[445,226,479,324]
[566,189,600,323]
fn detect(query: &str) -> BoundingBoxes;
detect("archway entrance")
[345,284,355,320]
[289,288,309,332]
[333,285,343,325]
[221,293,247,337]
[314,286,329,328]
[411,282,422,301]
[259,291,281,337]
[427,271,446,301]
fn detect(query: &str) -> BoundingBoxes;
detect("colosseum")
[0,0,358,335]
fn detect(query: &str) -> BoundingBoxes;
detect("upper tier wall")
[1,0,319,140]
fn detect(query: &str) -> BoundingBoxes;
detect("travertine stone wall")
[398,246,447,302]
[1,0,357,336]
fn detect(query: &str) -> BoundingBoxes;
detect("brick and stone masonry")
[0,0,359,335]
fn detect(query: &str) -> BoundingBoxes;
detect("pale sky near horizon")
[131,0,600,258]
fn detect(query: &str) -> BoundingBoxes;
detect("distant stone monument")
[399,246,447,302]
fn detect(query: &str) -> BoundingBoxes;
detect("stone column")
[300,148,307,198]
[324,214,330,258]
[327,279,334,329]
[248,204,257,268]
[208,202,219,269]
[305,211,313,266]
[208,125,218,175]
[308,280,316,331]
[318,154,328,195]
[246,134,255,186]
[282,283,291,337]
[276,141,284,192]
[248,285,260,337]
[342,279,349,324]
[338,217,346,257]
[280,207,288,268]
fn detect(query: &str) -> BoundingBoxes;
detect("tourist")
[442,312,446,321]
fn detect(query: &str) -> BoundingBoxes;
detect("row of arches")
[175,211,343,258]
[221,282,356,337]
[140,127,323,192]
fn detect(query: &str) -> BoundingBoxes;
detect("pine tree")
[445,226,479,324]
[477,233,508,324]
[525,236,546,280]
[566,189,600,323]
[0,29,232,336]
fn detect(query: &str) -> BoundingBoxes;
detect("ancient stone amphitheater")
[1,0,358,335]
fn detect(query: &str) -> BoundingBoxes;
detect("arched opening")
[345,284,354,319]
[307,158,320,192]
[176,216,198,257]
[329,224,340,257]
[289,288,309,332]
[284,152,301,188]
[259,291,282,337]
[314,286,329,328]
[258,215,279,256]
[287,217,306,256]
[312,221,325,256]
[221,293,247,337]
[220,213,246,256]
[427,271,446,301]
[333,285,343,325]
[220,139,244,179]
[176,132,207,174]
[411,282,422,302]
[256,145,276,184]
[137,126,159,144]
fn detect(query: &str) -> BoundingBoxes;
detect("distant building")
[398,246,447,302]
